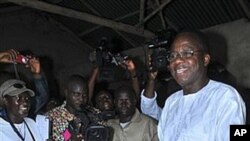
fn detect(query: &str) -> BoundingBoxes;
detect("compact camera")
[16,54,29,64]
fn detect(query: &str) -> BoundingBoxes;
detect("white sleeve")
[140,89,162,120]
[36,115,50,141]
[216,89,246,141]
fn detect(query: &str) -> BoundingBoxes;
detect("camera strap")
[13,63,20,80]
[4,114,35,141]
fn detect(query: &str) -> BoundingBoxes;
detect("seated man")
[108,85,159,141]
[0,79,43,141]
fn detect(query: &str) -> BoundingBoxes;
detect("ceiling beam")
[79,0,137,48]
[6,0,155,38]
[155,0,166,29]
[137,0,172,26]
[78,3,159,37]
[139,0,146,30]
[79,10,140,37]
[155,0,178,30]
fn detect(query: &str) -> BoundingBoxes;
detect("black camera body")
[85,125,113,141]
[147,37,169,71]
[147,29,175,71]
[84,110,115,141]
[99,110,116,121]
[151,48,169,71]
[68,107,114,141]
[95,50,127,67]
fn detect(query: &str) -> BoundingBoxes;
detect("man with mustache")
[141,30,246,141]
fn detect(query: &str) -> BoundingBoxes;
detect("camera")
[68,112,90,136]
[93,38,128,67]
[150,48,169,71]
[147,29,175,71]
[85,125,113,141]
[74,106,114,141]
[16,54,29,64]
[99,110,116,121]
[110,53,128,66]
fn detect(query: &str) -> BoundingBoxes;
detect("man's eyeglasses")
[167,50,202,62]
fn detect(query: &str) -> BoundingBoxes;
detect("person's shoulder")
[207,80,243,102]
[166,90,183,101]
[209,80,238,94]
[106,118,119,127]
[24,117,36,124]
[140,113,158,123]
[210,79,236,89]
[0,117,8,125]
[46,104,63,114]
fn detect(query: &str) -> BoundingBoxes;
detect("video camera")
[146,30,175,71]
[85,125,113,141]
[68,106,114,141]
[91,37,128,67]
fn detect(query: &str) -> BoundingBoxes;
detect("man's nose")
[121,100,128,106]
[78,95,83,102]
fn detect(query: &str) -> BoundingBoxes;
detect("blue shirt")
[141,80,246,141]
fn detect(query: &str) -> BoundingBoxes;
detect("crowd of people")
[0,30,247,141]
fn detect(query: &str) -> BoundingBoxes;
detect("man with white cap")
[0,79,43,141]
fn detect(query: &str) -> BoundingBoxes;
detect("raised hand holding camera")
[26,56,41,74]
[0,49,18,63]
[90,37,128,67]
[16,54,29,64]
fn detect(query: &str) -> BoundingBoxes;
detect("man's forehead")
[116,92,133,99]
[69,84,87,92]
[69,81,86,88]
[172,34,200,49]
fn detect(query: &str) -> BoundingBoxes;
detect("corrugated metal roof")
[1,0,250,51]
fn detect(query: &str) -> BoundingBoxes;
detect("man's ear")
[2,97,8,106]
[204,53,210,67]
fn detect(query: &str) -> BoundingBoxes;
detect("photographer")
[0,49,50,117]
[88,53,140,112]
[47,74,112,141]
[46,75,88,141]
